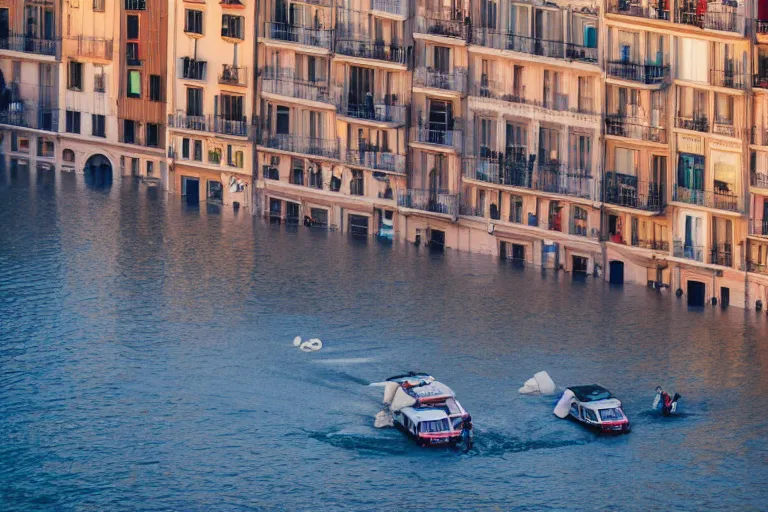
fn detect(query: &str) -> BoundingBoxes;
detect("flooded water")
[1,169,767,511]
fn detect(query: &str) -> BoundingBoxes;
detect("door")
[687,280,706,307]
[348,214,369,237]
[572,256,588,273]
[183,177,200,205]
[721,287,730,308]
[0,9,8,39]
[512,244,525,264]
[429,229,445,251]
[609,261,624,285]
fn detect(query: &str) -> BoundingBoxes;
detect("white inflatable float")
[553,389,576,418]
[299,338,323,352]
[518,371,557,395]
[293,336,302,347]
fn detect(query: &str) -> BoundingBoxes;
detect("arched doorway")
[609,261,625,285]
[84,154,112,188]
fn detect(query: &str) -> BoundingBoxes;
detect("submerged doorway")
[687,280,706,307]
[609,260,624,285]
[84,154,112,189]
[182,176,199,205]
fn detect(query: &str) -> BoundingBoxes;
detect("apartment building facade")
[7,0,768,309]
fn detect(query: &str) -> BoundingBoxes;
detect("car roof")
[568,385,613,402]
[401,407,449,422]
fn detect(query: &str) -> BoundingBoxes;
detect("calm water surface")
[1,169,767,511]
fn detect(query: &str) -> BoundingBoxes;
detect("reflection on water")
[1,170,767,510]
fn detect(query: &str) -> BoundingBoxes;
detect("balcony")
[535,163,595,200]
[469,29,597,63]
[672,185,743,213]
[371,0,408,16]
[219,65,247,87]
[606,61,669,85]
[605,116,667,143]
[469,80,526,104]
[749,219,768,237]
[0,33,60,57]
[414,16,466,39]
[397,189,458,216]
[758,20,768,34]
[181,58,206,81]
[70,36,113,60]
[125,0,146,9]
[710,68,746,90]
[412,126,462,150]
[461,153,529,187]
[565,43,598,64]
[712,118,736,138]
[335,39,410,65]
[632,239,670,251]
[345,150,406,173]
[0,105,59,132]
[335,100,407,124]
[261,72,332,104]
[747,260,768,275]
[675,116,709,133]
[710,243,733,267]
[673,240,704,262]
[754,73,768,90]
[413,67,467,94]
[674,3,744,33]
[260,133,340,159]
[168,113,250,137]
[751,172,768,189]
[604,173,665,212]
[264,22,333,50]
[606,0,670,20]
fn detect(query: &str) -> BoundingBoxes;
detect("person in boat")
[654,386,681,416]
[461,417,473,450]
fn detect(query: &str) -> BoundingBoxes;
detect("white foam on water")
[313,357,373,364]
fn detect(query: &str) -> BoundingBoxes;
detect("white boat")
[554,385,630,434]
[383,373,471,446]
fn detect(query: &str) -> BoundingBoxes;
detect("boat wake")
[465,430,592,457]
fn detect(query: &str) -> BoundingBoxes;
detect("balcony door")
[428,99,453,136]
[433,46,450,74]
[677,153,704,191]
[0,9,8,40]
[348,66,373,110]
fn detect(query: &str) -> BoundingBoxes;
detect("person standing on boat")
[461,417,473,450]
[654,386,681,416]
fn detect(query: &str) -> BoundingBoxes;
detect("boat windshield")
[419,418,451,433]
[599,408,625,421]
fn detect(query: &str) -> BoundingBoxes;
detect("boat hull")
[394,422,461,446]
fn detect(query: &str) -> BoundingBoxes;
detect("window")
[149,75,161,102]
[11,133,29,153]
[123,120,136,144]
[220,94,243,121]
[194,140,203,161]
[182,138,190,159]
[65,111,81,134]
[209,148,222,164]
[221,15,244,39]
[187,88,203,116]
[208,180,224,202]
[125,0,146,10]
[276,106,290,134]
[185,10,203,34]
[290,158,304,184]
[126,43,140,65]
[146,123,159,147]
[37,139,55,158]
[68,61,83,90]
[92,114,106,137]
[571,206,588,236]
[227,145,244,168]
[146,161,154,177]
[127,15,139,39]
[63,149,76,163]
[509,195,523,223]
[94,71,105,92]
[127,70,141,98]
[351,170,364,195]
[93,0,105,12]
[131,158,140,175]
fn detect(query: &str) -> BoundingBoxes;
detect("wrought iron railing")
[751,172,768,189]
[397,189,458,216]
[181,58,206,80]
[673,240,704,262]
[606,61,670,85]
[672,184,742,213]
[371,0,408,16]
[168,113,250,137]
[345,150,406,173]
[606,0,670,20]
[0,106,59,132]
[413,67,467,93]
[412,126,463,150]
[605,116,667,143]
[264,22,333,50]
[260,133,341,159]
[70,36,113,60]
[603,173,665,212]
[335,39,410,65]
[675,116,709,133]
[632,239,670,252]
[0,33,60,57]
[261,74,332,104]
[747,260,768,275]
[414,16,466,39]
[461,154,530,187]
[219,65,247,86]
[710,243,733,267]
[336,101,407,124]
[710,68,746,90]
[534,163,595,200]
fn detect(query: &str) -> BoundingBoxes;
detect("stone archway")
[84,154,113,189]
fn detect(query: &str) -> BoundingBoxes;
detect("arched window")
[63,149,75,163]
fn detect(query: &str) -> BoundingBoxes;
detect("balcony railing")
[604,173,665,212]
[747,260,768,275]
[710,68,746,90]
[0,33,60,57]
[754,73,768,90]
[168,113,250,137]
[534,163,595,200]
[712,119,736,138]
[125,0,146,9]
[605,116,667,143]
[461,153,530,187]
[371,0,408,16]
[335,39,410,65]
[412,126,463,150]
[675,4,744,33]
[414,67,467,93]
[672,184,743,213]
[264,22,333,50]
[749,219,768,237]
[345,150,406,173]
[675,116,709,133]
[632,239,670,252]
[260,133,340,159]
[606,0,670,20]
[336,100,407,124]
[0,106,59,132]
[751,172,768,189]
[469,29,597,63]
[673,240,704,262]
[261,74,331,104]
[414,16,466,39]
[219,65,247,86]
[753,127,768,146]
[70,36,113,60]
[758,20,768,33]
[181,58,206,81]
[710,243,733,267]
[606,61,669,85]
[397,189,458,216]
[469,80,526,104]
[565,43,599,63]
